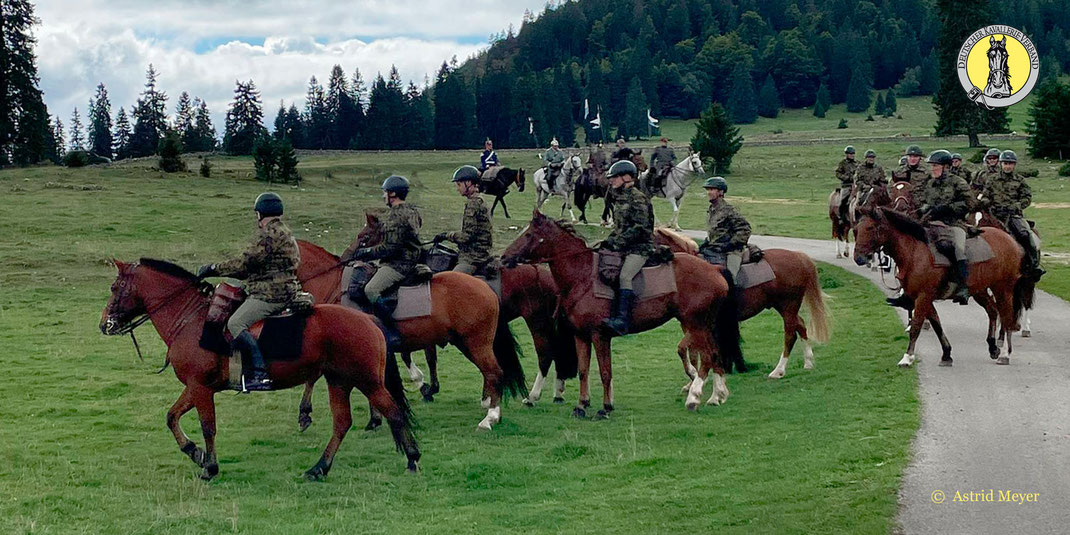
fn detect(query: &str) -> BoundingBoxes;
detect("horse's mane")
[138,258,202,283]
[297,239,340,261]
[546,219,590,247]
[880,208,929,243]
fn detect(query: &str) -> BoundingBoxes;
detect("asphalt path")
[682,231,1070,534]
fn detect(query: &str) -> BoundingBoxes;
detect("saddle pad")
[482,166,502,181]
[394,283,432,320]
[592,254,677,301]
[736,260,776,289]
[253,314,307,362]
[928,236,996,266]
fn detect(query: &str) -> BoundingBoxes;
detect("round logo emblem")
[957,25,1040,108]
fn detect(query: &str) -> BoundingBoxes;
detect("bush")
[968,149,988,164]
[63,150,90,168]
[253,136,301,184]
[865,115,875,122]
[837,118,848,129]
[157,133,186,173]
[1059,162,1070,176]
[1020,168,1039,177]
[199,157,212,178]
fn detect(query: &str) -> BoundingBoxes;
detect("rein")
[112,272,211,372]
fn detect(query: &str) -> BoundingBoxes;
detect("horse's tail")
[384,352,414,425]
[802,258,830,343]
[493,316,529,398]
[714,267,747,373]
[1012,274,1036,327]
[550,312,579,380]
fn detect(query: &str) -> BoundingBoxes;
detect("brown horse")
[853,207,1034,367]
[294,232,527,431]
[99,259,420,480]
[829,189,853,259]
[575,151,648,226]
[503,211,744,416]
[654,228,830,380]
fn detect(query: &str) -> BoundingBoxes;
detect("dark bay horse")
[653,228,830,380]
[100,259,420,479]
[854,207,1034,367]
[479,167,525,218]
[575,151,647,226]
[503,212,744,417]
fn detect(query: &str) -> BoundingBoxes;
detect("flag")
[528,116,534,135]
[590,112,601,130]
[584,99,590,120]
[647,108,659,127]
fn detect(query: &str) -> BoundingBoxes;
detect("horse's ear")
[364,211,377,225]
[112,259,124,270]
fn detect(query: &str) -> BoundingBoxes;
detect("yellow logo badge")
[957,25,1040,108]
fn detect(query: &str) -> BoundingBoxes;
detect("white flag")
[528,116,534,135]
[584,99,590,120]
[647,108,659,127]
[590,112,601,130]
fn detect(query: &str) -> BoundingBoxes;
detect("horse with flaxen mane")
[100,259,420,480]
[503,212,744,417]
[478,167,525,218]
[853,207,1034,367]
[654,228,829,380]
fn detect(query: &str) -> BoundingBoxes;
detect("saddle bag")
[597,250,624,286]
[207,282,245,325]
[426,242,459,273]
[742,245,764,264]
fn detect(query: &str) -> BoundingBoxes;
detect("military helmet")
[254,192,283,217]
[452,165,480,183]
[607,159,638,178]
[927,149,953,166]
[999,150,1018,163]
[864,149,876,158]
[986,148,1001,158]
[381,175,410,195]
[899,156,907,166]
[906,145,923,157]
[844,145,856,154]
[951,153,962,161]
[702,176,728,193]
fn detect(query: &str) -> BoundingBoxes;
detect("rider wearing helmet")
[835,146,858,223]
[197,192,301,391]
[699,177,751,280]
[853,149,887,191]
[917,150,972,305]
[602,159,654,336]
[436,166,493,274]
[973,148,1002,191]
[982,150,1044,280]
[893,145,929,190]
[949,153,972,182]
[346,175,423,349]
[543,138,566,192]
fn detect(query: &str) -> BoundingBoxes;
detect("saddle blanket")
[592,254,677,301]
[339,264,433,320]
[736,260,776,289]
[928,236,995,266]
[218,314,307,391]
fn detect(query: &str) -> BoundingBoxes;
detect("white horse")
[534,153,583,222]
[638,152,704,230]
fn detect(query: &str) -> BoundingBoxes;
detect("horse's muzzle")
[853,254,868,267]
[101,316,121,336]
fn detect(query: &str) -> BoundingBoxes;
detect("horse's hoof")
[989,347,1001,359]
[595,409,611,420]
[553,397,565,404]
[1022,330,1031,338]
[572,407,587,419]
[768,370,785,379]
[803,362,815,370]
[420,383,435,402]
[303,468,327,481]
[938,359,953,367]
[407,460,420,473]
[995,356,1010,365]
[522,398,535,407]
[364,418,382,431]
[298,415,312,433]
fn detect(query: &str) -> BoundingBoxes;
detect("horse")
[653,228,830,380]
[575,151,648,226]
[502,211,744,416]
[828,188,854,259]
[853,207,1034,367]
[478,167,525,218]
[534,154,583,222]
[984,35,1012,98]
[293,228,527,431]
[638,152,705,230]
[99,259,421,480]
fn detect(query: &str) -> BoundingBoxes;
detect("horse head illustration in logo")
[984,35,1012,98]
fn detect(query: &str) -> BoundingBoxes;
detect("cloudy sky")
[35,0,548,132]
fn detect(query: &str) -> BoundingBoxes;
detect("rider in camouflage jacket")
[981,151,1043,279]
[438,166,494,272]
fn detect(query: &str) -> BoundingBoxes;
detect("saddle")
[593,248,677,301]
[698,245,773,289]
[341,262,434,320]
[924,223,995,266]
[425,242,459,273]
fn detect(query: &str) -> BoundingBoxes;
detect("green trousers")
[365,265,406,303]
[620,254,646,291]
[227,298,288,338]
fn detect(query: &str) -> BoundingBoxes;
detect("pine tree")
[128,64,169,157]
[624,77,649,139]
[190,100,217,152]
[933,0,1009,146]
[252,135,277,182]
[113,107,131,159]
[157,132,186,172]
[223,80,267,155]
[89,83,113,158]
[726,62,758,124]
[919,54,940,95]
[69,108,85,151]
[813,100,827,118]
[874,93,886,116]
[404,82,434,150]
[301,76,328,149]
[2,0,54,166]
[885,90,898,114]
[53,117,65,158]
[816,82,832,112]
[275,138,301,184]
[690,103,743,174]
[175,91,194,144]
[846,68,872,113]
[433,60,477,149]
[1026,78,1070,159]
[757,74,780,118]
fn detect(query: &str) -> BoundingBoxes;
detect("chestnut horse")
[654,228,829,380]
[99,259,420,480]
[853,207,1034,367]
[294,235,527,431]
[503,211,744,417]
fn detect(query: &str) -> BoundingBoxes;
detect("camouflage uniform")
[973,162,1000,191]
[605,186,655,290]
[215,217,301,336]
[982,170,1041,273]
[834,157,858,219]
[949,164,972,183]
[701,199,752,277]
[892,162,929,190]
[361,203,423,302]
[853,161,887,191]
[445,195,493,272]
[918,172,971,260]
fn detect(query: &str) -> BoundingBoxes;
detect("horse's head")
[988,36,1008,70]
[516,168,526,192]
[355,210,385,248]
[686,152,705,175]
[853,206,890,265]
[502,210,572,267]
[569,154,582,171]
[889,181,915,212]
[101,260,146,335]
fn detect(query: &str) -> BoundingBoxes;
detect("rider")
[346,176,423,349]
[853,149,887,193]
[835,146,858,222]
[601,159,655,336]
[435,165,493,275]
[949,153,971,182]
[479,138,499,175]
[892,145,928,189]
[699,177,751,281]
[649,137,676,194]
[587,141,608,177]
[917,150,972,305]
[611,137,634,163]
[544,138,566,192]
[197,192,301,391]
[973,148,1001,192]
[982,150,1044,280]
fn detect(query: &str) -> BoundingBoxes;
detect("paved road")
[684,231,1070,534]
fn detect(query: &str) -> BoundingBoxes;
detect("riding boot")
[951,260,971,305]
[233,331,273,391]
[885,289,915,311]
[602,289,635,336]
[372,297,403,352]
[1025,243,1045,280]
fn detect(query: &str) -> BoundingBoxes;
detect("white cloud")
[34,0,548,134]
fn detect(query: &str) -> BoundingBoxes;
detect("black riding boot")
[372,297,402,351]
[602,289,635,336]
[885,290,915,311]
[951,260,970,305]
[1025,243,1045,280]
[233,331,273,391]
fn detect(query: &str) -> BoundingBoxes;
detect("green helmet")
[906,145,923,157]
[844,145,856,154]
[999,150,1017,163]
[702,176,728,192]
[985,148,1001,158]
[607,159,637,178]
[452,165,480,183]
[864,149,876,158]
[927,149,953,166]
[254,192,283,217]
[951,153,963,161]
[381,175,411,197]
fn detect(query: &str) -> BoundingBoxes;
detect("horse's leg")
[400,351,425,390]
[500,196,510,219]
[685,329,711,410]
[190,386,219,480]
[670,196,682,230]
[994,285,1016,365]
[167,386,206,468]
[974,292,1001,360]
[366,383,421,472]
[523,321,555,406]
[298,380,315,432]
[304,383,353,480]
[420,346,439,402]
[490,195,499,216]
[678,332,697,393]
[592,333,614,418]
[1021,308,1031,338]
[928,309,953,367]
[573,336,592,418]
[364,398,382,431]
[601,197,612,226]
[459,340,503,430]
[899,296,934,367]
[769,302,804,379]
